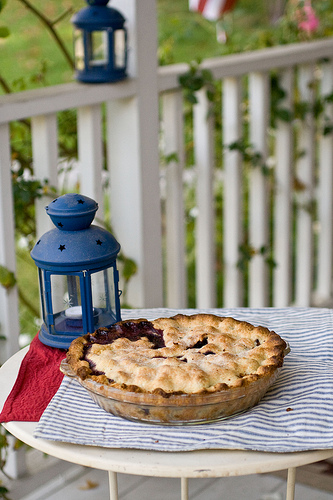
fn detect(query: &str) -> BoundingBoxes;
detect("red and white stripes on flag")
[189,0,237,20]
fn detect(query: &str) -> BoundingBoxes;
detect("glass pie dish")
[60,355,288,425]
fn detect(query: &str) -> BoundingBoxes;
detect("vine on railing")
[178,61,217,105]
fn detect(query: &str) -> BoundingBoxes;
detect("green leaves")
[0,25,9,38]
[179,61,216,105]
[0,265,16,290]
[0,0,9,39]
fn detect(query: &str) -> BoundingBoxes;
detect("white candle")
[65,306,83,319]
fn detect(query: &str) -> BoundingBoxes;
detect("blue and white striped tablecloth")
[34,308,333,452]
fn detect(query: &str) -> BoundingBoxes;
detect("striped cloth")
[34,308,333,452]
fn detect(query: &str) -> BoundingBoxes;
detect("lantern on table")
[30,193,122,348]
[71,0,127,83]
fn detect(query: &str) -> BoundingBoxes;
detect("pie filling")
[66,314,288,397]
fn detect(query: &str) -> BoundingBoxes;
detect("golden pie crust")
[65,314,287,397]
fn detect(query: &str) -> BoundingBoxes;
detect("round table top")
[1,347,333,479]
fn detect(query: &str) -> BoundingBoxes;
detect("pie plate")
[60,348,289,426]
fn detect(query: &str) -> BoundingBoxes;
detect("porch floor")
[3,450,333,500]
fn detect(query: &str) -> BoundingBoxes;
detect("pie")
[62,314,288,423]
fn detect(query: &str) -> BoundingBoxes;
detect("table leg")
[181,477,189,500]
[286,467,296,500]
[108,471,118,500]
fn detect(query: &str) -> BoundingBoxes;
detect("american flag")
[189,0,238,20]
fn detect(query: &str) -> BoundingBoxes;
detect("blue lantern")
[71,0,127,83]
[31,193,122,348]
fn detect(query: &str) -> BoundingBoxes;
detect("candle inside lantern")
[65,306,83,319]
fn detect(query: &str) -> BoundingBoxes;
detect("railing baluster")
[162,91,187,308]
[273,68,294,307]
[31,114,59,238]
[77,104,105,215]
[315,61,333,306]
[0,123,20,363]
[194,87,216,308]
[222,76,243,307]
[294,64,316,307]
[248,72,270,307]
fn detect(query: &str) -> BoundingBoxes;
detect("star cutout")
[36,240,41,245]
[58,222,64,227]
[59,244,66,252]
[77,199,84,204]
[96,239,102,246]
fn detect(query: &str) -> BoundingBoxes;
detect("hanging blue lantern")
[71,0,127,83]
[31,193,122,348]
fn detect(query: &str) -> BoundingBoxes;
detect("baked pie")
[61,314,289,424]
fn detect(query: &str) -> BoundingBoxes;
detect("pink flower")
[297,1,319,34]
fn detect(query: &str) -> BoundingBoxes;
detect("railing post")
[106,0,163,308]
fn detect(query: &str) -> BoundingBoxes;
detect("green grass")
[2,0,333,94]
[0,0,84,92]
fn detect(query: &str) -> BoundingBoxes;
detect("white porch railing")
[1,1,333,370]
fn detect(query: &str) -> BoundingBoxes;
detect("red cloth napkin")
[0,335,66,423]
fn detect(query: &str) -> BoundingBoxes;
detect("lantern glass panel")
[50,274,84,333]
[114,29,126,68]
[89,31,108,66]
[91,267,117,326]
[74,29,85,70]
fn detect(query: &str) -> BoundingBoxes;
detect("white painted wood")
[162,91,187,308]
[222,77,243,307]
[273,68,294,307]
[0,123,21,480]
[0,80,136,124]
[31,114,59,238]
[314,61,333,305]
[0,123,20,363]
[294,65,315,307]
[157,39,333,93]
[181,477,189,500]
[286,467,296,500]
[106,0,163,308]
[77,105,104,216]
[194,88,216,308]
[108,471,119,500]
[248,72,270,307]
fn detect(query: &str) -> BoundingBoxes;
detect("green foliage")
[0,0,8,39]
[179,61,216,105]
[0,266,16,290]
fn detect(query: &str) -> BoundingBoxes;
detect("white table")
[1,347,333,500]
